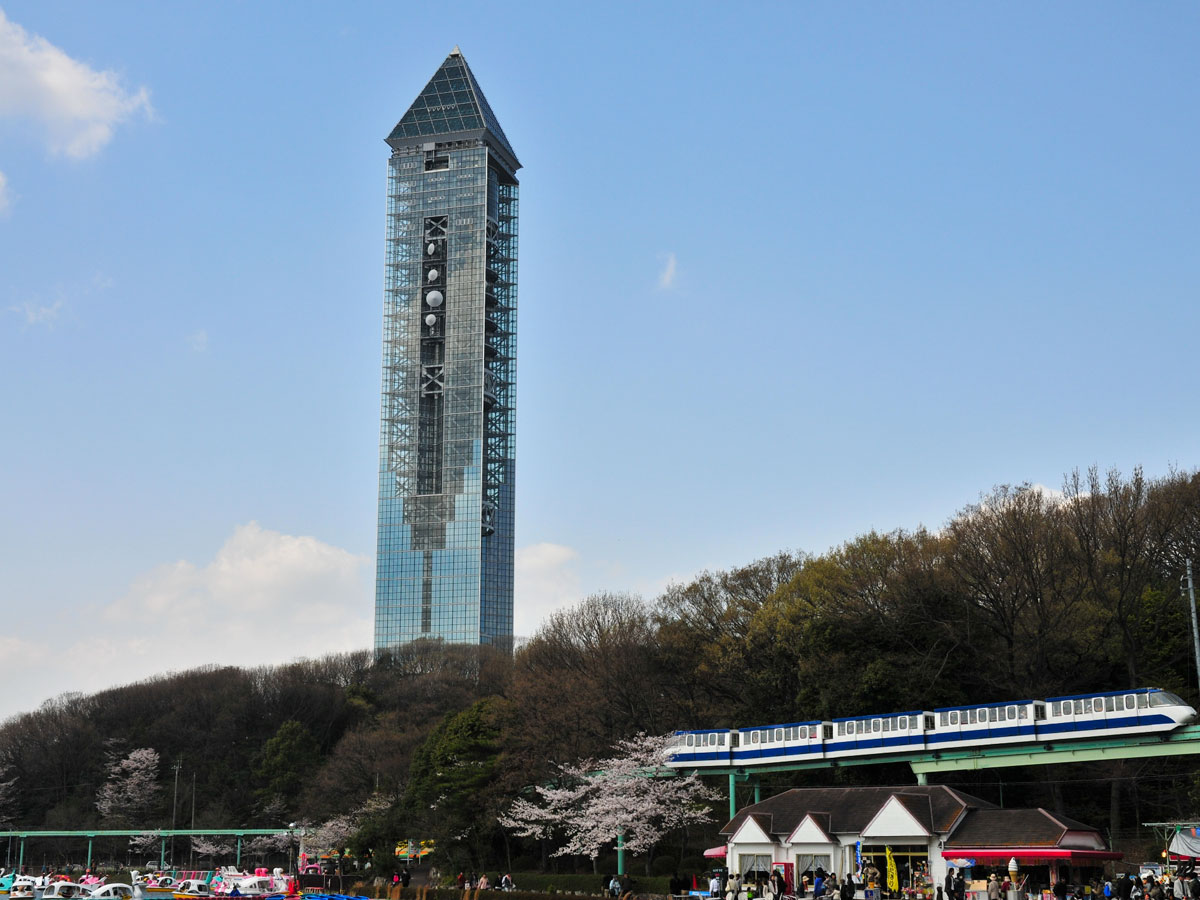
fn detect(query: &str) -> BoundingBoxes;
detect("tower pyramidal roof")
[387,48,520,173]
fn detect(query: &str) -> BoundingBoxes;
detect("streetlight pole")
[190,772,196,869]
[1186,560,1200,689]
[171,760,182,869]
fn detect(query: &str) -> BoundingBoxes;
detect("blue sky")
[1,2,1198,717]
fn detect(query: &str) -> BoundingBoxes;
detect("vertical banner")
[856,842,862,871]
[886,847,898,892]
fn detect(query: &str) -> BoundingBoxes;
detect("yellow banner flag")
[885,847,898,892]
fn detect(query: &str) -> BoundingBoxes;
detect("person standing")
[988,875,1002,900]
[711,873,723,899]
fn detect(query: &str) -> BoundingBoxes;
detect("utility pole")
[190,771,196,868]
[1187,560,1200,688]
[171,759,182,869]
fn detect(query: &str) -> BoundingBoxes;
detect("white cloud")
[514,542,582,637]
[0,170,8,212]
[187,329,208,352]
[0,8,152,159]
[657,252,678,290]
[7,298,62,326]
[0,523,372,721]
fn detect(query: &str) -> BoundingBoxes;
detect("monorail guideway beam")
[909,723,1200,775]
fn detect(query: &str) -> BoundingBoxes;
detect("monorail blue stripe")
[927,725,1035,744]
[672,751,727,762]
[1037,714,1172,736]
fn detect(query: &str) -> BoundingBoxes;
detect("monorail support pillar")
[160,837,166,870]
[754,781,760,804]
[17,838,24,873]
[914,771,927,785]
[729,773,737,822]
[616,830,625,876]
[87,837,93,868]
[237,835,242,867]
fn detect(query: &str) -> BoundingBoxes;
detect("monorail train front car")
[1036,688,1194,739]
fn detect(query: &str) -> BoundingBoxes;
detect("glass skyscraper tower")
[375,48,519,650]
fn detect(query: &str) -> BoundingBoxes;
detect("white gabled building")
[720,785,1117,894]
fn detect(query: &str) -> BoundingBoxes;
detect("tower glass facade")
[375,49,519,650]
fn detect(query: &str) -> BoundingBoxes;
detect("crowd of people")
[452,871,517,891]
[706,865,879,900]
[1076,869,1200,900]
[700,866,1200,900]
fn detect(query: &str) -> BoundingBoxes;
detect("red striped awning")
[942,850,1121,861]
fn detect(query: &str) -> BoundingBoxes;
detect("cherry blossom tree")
[96,748,161,826]
[0,767,18,828]
[308,794,392,852]
[500,733,718,860]
[129,831,161,856]
[191,836,234,859]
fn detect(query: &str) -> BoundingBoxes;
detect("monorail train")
[665,687,1196,769]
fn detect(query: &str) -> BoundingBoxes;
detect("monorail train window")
[858,720,867,734]
[810,726,819,739]
[1137,694,1148,708]
[1020,706,1029,719]
[719,734,726,745]
[949,711,958,725]
[686,735,695,747]
[1151,692,1183,706]
[1075,699,1086,714]
[775,728,783,742]
[872,719,881,733]
[939,712,948,726]
[1007,706,1016,719]
[1105,696,1116,712]
[1125,695,1136,709]
[1034,705,1045,720]
[1050,702,1060,716]
[751,731,759,744]
[824,725,833,739]
[899,716,908,729]
[708,734,716,746]
[989,707,999,723]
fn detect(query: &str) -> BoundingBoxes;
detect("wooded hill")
[2,467,1198,872]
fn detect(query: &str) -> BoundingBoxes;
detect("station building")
[719,786,1119,894]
